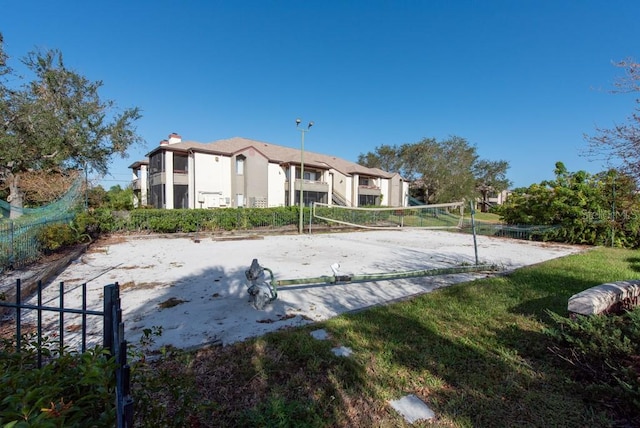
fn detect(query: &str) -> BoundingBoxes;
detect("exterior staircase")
[332,191,348,206]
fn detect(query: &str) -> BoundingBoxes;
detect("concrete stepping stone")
[331,346,353,357]
[389,394,435,424]
[310,329,329,340]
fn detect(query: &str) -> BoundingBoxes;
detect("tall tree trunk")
[481,189,488,213]
[7,172,23,219]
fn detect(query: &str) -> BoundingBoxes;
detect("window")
[151,184,165,208]
[236,157,245,175]
[297,191,327,206]
[358,194,378,206]
[297,169,318,181]
[174,154,188,173]
[174,185,188,208]
[150,152,165,174]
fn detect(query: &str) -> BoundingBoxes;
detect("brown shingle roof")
[145,137,398,178]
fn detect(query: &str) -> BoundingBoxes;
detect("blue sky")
[2,1,638,190]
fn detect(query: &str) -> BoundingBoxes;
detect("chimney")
[160,139,169,146]
[168,133,182,144]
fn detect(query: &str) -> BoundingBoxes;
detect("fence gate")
[0,280,134,427]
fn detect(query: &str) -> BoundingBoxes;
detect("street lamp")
[296,118,313,233]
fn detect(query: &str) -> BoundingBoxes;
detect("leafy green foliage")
[0,36,142,211]
[0,335,116,427]
[498,162,640,247]
[545,308,640,416]
[71,211,101,240]
[36,213,95,253]
[88,185,134,211]
[91,206,308,234]
[358,136,511,204]
[474,159,511,212]
[36,223,76,252]
[120,326,217,426]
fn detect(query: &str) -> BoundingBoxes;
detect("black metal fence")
[0,280,133,427]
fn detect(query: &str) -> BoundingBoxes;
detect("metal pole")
[299,128,305,234]
[297,120,313,234]
[611,174,616,247]
[274,264,498,287]
[470,201,479,266]
[85,165,89,211]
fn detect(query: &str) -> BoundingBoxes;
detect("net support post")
[469,201,479,266]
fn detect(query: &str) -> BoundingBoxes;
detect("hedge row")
[85,206,324,234]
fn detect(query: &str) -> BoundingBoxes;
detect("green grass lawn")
[464,211,502,223]
[133,247,640,427]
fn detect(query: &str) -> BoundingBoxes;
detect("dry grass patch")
[158,297,188,309]
[120,264,155,270]
[119,281,166,291]
[66,324,82,333]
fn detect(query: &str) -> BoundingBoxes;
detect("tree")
[585,58,640,181]
[8,170,80,207]
[87,185,108,209]
[474,159,512,212]
[356,144,402,173]
[0,35,142,217]
[105,185,134,211]
[358,136,510,204]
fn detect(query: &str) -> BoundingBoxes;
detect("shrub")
[72,211,101,239]
[0,335,116,427]
[37,223,76,252]
[498,164,640,247]
[545,308,640,420]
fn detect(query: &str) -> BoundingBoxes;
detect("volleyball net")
[312,201,465,230]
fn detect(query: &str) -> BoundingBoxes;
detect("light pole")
[296,118,313,233]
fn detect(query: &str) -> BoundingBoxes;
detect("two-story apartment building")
[130,133,409,209]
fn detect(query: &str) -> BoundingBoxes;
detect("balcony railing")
[358,184,381,196]
[291,179,329,193]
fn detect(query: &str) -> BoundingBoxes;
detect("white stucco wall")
[193,152,232,208]
[331,171,350,205]
[380,177,390,207]
[165,153,174,209]
[267,163,286,207]
[343,176,353,206]
[402,180,409,206]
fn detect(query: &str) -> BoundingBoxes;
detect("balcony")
[171,169,187,185]
[292,179,329,193]
[358,184,381,196]
[131,178,141,190]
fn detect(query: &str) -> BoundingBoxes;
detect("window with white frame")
[236,157,245,175]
